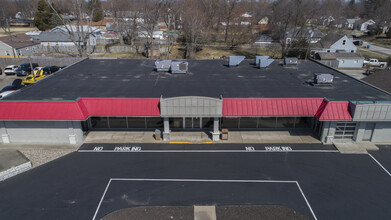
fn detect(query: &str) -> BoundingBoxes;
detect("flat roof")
[4,59,391,101]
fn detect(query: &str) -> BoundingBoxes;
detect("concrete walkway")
[84,130,321,144]
[333,141,379,154]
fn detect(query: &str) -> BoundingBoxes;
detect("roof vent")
[314,73,334,84]
[171,61,188,74]
[255,56,269,65]
[155,60,172,72]
[284,57,298,65]
[257,56,274,68]
[229,56,245,67]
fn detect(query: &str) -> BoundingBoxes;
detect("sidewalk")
[84,130,321,144]
[0,143,79,167]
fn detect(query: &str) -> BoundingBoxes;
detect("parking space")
[368,145,391,176]
[94,179,315,220]
[0,74,19,89]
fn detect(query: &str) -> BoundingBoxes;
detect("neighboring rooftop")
[316,52,364,60]
[362,69,391,93]
[0,33,39,49]
[3,59,391,101]
[313,33,344,49]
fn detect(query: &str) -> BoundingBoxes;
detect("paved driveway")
[363,41,391,56]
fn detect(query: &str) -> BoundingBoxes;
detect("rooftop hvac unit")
[255,56,269,65]
[155,60,172,72]
[171,61,188,74]
[284,57,298,65]
[259,58,274,68]
[314,73,334,84]
[229,56,245,67]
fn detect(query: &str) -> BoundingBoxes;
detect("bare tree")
[182,0,204,58]
[46,0,96,57]
[0,1,16,58]
[221,0,239,43]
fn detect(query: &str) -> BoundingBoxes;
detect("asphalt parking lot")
[0,73,19,89]
[0,143,390,220]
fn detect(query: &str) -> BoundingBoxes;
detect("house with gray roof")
[311,33,357,54]
[315,52,364,69]
[39,31,98,53]
[0,34,40,57]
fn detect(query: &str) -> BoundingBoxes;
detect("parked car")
[363,59,388,68]
[22,66,59,85]
[0,79,24,99]
[15,63,39,76]
[42,66,60,74]
[0,66,2,75]
[353,40,363,46]
[4,65,19,75]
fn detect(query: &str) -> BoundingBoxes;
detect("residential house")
[356,19,376,32]
[254,34,275,48]
[39,31,98,47]
[322,16,335,26]
[9,18,33,27]
[308,29,324,43]
[50,25,102,39]
[315,52,364,69]
[0,34,40,57]
[138,27,165,40]
[311,33,357,54]
[345,18,361,29]
[258,17,269,25]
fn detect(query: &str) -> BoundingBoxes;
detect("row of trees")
[2,0,391,58]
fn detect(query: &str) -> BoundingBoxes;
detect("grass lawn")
[358,48,389,61]
[0,27,38,37]
[194,47,282,59]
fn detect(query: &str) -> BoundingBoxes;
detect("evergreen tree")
[88,0,104,22]
[34,0,60,31]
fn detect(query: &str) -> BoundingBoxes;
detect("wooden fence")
[0,57,83,68]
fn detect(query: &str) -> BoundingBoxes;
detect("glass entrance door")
[184,117,201,129]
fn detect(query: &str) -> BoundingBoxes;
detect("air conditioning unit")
[284,57,298,65]
[314,73,334,84]
[155,60,172,72]
[171,61,188,74]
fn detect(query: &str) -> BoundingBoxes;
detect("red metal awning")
[315,100,352,121]
[79,98,160,117]
[0,101,86,121]
[222,98,324,117]
[0,98,160,121]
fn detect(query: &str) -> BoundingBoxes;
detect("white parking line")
[79,150,339,153]
[368,153,391,176]
[92,178,317,220]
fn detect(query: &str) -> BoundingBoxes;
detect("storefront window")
[91,117,108,129]
[276,117,295,128]
[127,117,146,128]
[109,117,127,129]
[221,118,239,129]
[171,118,183,129]
[239,117,257,129]
[295,117,311,128]
[258,117,276,128]
[146,118,164,129]
[202,118,214,129]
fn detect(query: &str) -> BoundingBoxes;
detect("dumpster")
[155,129,161,141]
[221,129,229,140]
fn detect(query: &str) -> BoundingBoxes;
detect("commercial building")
[1,59,391,144]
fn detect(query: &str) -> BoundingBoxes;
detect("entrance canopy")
[160,96,223,117]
